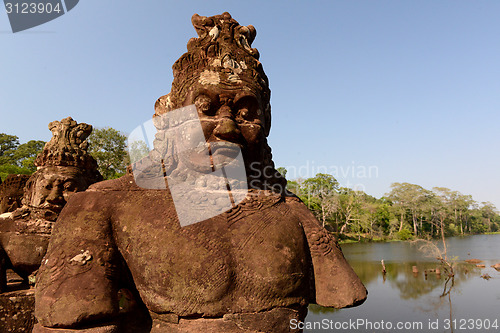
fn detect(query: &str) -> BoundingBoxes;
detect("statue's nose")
[46,186,65,205]
[213,106,241,142]
[217,105,232,119]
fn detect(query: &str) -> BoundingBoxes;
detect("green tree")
[286,179,301,195]
[128,140,150,164]
[469,207,488,234]
[0,133,20,165]
[12,140,45,172]
[302,173,339,227]
[358,199,377,236]
[0,164,32,181]
[276,167,287,179]
[432,187,455,257]
[336,187,362,234]
[478,202,499,233]
[374,200,393,235]
[87,127,128,180]
[386,182,431,236]
[451,193,474,235]
[357,194,390,237]
[0,133,45,179]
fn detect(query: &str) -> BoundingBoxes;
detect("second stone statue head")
[23,117,102,220]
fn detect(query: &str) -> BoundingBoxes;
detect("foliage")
[397,229,413,241]
[283,171,500,241]
[301,174,339,227]
[128,140,150,165]
[87,127,128,180]
[0,133,45,179]
[0,164,32,181]
[276,167,287,179]
[13,140,46,172]
[0,133,20,165]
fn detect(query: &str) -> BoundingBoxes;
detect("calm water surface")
[304,234,500,333]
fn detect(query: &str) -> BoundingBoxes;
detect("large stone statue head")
[22,117,102,221]
[151,12,285,192]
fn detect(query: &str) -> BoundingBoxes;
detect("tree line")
[280,170,499,241]
[0,128,128,181]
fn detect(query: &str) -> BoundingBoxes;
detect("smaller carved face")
[182,84,267,171]
[27,167,89,215]
[0,187,24,214]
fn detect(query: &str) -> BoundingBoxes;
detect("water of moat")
[305,234,500,333]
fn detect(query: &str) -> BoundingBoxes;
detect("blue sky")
[1,1,499,208]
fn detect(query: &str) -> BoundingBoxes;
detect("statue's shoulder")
[283,193,323,226]
[284,193,303,204]
[284,193,309,210]
[87,173,140,192]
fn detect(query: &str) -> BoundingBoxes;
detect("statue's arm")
[286,197,367,308]
[34,191,121,331]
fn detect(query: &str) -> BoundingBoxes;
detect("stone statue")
[34,13,367,333]
[0,117,102,291]
[0,174,30,215]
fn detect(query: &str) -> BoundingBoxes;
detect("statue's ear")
[264,103,271,137]
[154,93,173,117]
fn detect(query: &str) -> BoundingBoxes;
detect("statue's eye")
[239,107,251,120]
[235,96,261,123]
[64,182,76,192]
[194,95,213,115]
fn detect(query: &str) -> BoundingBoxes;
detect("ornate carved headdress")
[151,12,286,192]
[22,117,102,217]
[34,117,99,172]
[155,12,271,135]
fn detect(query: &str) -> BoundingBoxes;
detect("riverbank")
[337,233,397,244]
[337,231,500,245]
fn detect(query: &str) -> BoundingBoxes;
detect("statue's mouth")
[27,203,62,221]
[209,141,241,160]
[179,140,243,173]
[40,202,64,214]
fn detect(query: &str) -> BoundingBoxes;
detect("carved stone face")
[0,191,22,214]
[27,166,89,216]
[182,83,267,172]
[0,176,28,214]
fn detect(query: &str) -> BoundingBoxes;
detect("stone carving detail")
[34,117,97,170]
[0,174,30,215]
[34,13,367,333]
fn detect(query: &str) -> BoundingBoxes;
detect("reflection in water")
[308,304,339,315]
[306,235,500,333]
[336,260,483,301]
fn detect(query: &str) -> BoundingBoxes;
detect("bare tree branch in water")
[411,239,455,297]
[412,238,456,332]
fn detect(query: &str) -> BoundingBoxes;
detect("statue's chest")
[113,194,309,311]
